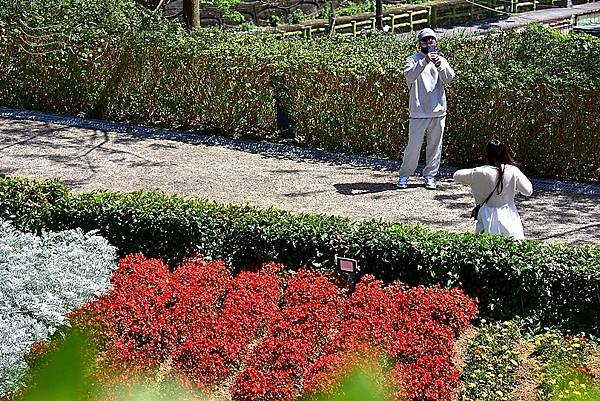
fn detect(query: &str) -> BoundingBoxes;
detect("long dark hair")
[485,139,520,194]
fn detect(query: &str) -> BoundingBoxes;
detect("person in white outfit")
[453,139,533,240]
[397,27,455,190]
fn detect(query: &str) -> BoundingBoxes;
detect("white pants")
[398,116,446,178]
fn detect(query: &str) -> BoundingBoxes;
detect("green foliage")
[0,175,71,233]
[269,14,282,27]
[334,0,374,17]
[0,0,598,182]
[288,9,306,24]
[315,0,410,18]
[534,332,600,401]
[302,364,395,401]
[445,25,600,183]
[13,328,394,401]
[2,176,600,335]
[15,327,209,401]
[18,328,97,401]
[460,321,523,401]
[237,21,257,31]
[208,0,245,23]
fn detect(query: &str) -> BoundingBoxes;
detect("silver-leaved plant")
[0,220,117,397]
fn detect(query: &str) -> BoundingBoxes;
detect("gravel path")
[1,116,598,245]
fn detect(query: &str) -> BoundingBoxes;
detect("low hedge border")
[1,175,599,334]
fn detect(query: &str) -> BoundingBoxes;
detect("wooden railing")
[281,8,431,37]
[278,0,583,38]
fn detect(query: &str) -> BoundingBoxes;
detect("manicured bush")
[0,220,116,398]
[1,0,599,182]
[85,254,476,401]
[0,175,71,233]
[1,176,599,335]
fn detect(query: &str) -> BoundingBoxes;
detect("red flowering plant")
[394,285,478,335]
[230,269,347,400]
[173,263,284,388]
[392,354,460,401]
[81,255,477,401]
[89,254,176,367]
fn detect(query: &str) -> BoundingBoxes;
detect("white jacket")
[403,52,455,118]
[453,164,533,207]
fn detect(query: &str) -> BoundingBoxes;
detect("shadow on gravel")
[520,190,600,243]
[433,193,474,211]
[60,177,95,190]
[536,223,600,243]
[2,123,172,171]
[334,182,399,195]
[0,125,75,151]
[0,166,18,175]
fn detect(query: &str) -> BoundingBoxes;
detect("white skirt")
[475,202,525,240]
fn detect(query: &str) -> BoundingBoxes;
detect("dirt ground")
[1,116,598,245]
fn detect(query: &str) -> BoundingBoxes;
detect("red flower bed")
[85,254,477,401]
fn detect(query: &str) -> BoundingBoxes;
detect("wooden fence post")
[303,26,312,39]
[390,14,396,32]
[409,11,414,32]
[351,20,357,36]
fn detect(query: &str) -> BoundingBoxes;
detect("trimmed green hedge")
[1,175,599,334]
[1,0,599,182]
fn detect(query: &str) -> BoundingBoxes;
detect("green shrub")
[0,0,598,182]
[0,175,71,233]
[288,9,306,24]
[335,0,375,16]
[2,176,599,334]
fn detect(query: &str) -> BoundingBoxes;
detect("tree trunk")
[183,0,201,29]
[375,0,383,30]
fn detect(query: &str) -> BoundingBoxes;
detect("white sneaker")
[424,176,437,190]
[396,176,409,189]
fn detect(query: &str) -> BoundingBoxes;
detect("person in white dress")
[453,139,533,240]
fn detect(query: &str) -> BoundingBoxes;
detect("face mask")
[420,41,435,54]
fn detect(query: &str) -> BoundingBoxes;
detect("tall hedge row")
[1,175,599,334]
[1,0,599,182]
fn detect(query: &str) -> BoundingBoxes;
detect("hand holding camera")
[427,45,442,67]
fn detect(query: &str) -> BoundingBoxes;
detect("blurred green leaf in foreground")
[14,328,396,401]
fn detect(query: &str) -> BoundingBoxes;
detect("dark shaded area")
[334,182,399,195]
